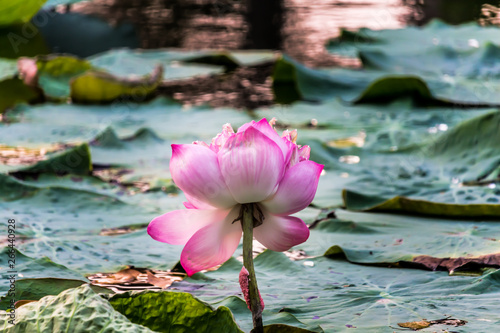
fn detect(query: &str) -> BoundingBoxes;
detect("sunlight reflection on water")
[71,0,412,66]
[284,0,409,65]
[67,0,499,66]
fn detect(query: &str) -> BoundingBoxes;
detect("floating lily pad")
[343,190,500,217]
[0,247,86,294]
[0,285,154,332]
[88,48,225,80]
[15,229,185,275]
[184,50,276,68]
[70,65,163,103]
[272,55,382,103]
[0,172,186,274]
[3,97,252,146]
[257,99,498,213]
[36,55,92,99]
[300,209,500,271]
[12,143,91,176]
[326,21,500,105]
[90,127,173,188]
[327,20,500,70]
[337,111,500,216]
[173,251,500,332]
[272,54,500,106]
[0,59,18,80]
[2,17,500,331]
[0,278,111,310]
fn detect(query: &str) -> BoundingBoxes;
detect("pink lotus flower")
[147,118,323,276]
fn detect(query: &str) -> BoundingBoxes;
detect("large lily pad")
[272,55,384,103]
[88,48,275,77]
[272,54,500,106]
[301,209,500,271]
[0,278,111,310]
[0,285,154,332]
[3,97,251,147]
[0,172,185,275]
[36,55,92,99]
[90,127,173,187]
[257,98,499,215]
[272,55,444,104]
[326,21,500,105]
[343,190,500,217]
[173,251,500,332]
[1,17,500,331]
[0,247,86,294]
[11,143,92,175]
[0,58,18,80]
[338,111,500,216]
[88,48,225,80]
[70,65,163,103]
[327,20,500,59]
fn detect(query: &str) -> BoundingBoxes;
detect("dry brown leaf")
[397,320,431,330]
[146,270,184,289]
[412,253,500,272]
[88,267,186,293]
[91,268,142,285]
[0,145,63,166]
[398,318,467,331]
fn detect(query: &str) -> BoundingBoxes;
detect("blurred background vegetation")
[3,0,500,66]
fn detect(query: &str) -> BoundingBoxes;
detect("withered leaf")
[412,253,500,272]
[146,270,184,289]
[398,318,467,331]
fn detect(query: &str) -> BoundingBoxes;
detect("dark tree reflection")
[402,0,498,26]
[244,0,284,49]
[67,0,500,66]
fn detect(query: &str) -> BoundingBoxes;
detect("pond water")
[69,0,499,66]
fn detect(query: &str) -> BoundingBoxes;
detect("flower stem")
[242,203,264,333]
